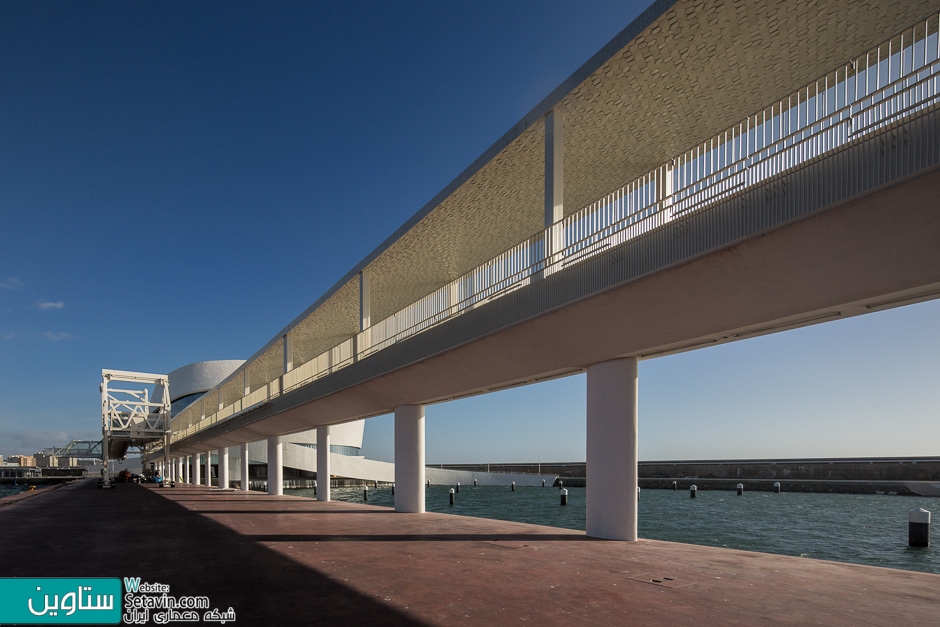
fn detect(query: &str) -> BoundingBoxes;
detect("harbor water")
[286,485,940,575]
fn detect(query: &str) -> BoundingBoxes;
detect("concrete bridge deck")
[2,479,936,625]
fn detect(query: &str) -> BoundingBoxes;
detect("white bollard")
[511,481,515,492]
[449,488,455,506]
[637,486,641,501]
[690,484,697,498]
[363,485,369,502]
[774,482,781,494]
[736,483,744,496]
[909,508,931,547]
[456,482,460,493]
[560,488,568,506]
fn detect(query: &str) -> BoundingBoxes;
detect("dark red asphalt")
[1,479,937,625]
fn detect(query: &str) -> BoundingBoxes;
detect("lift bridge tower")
[101,369,171,480]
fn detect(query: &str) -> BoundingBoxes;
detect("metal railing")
[171,13,940,445]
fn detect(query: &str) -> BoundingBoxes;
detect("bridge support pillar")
[204,452,212,488]
[317,425,331,502]
[267,435,283,496]
[184,456,190,483]
[219,448,229,489]
[586,356,638,541]
[193,453,201,485]
[175,457,182,482]
[240,442,250,492]
[394,404,425,513]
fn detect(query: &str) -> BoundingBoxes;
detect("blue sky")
[1,1,938,462]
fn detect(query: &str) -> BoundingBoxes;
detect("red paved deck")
[1,479,937,625]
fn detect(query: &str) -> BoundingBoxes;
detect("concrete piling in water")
[542,479,546,487]
[637,487,641,501]
[363,485,369,502]
[560,488,568,506]
[690,484,697,498]
[473,479,477,487]
[736,483,744,496]
[774,482,781,494]
[456,482,460,493]
[672,481,677,490]
[558,480,563,490]
[511,481,515,492]
[449,488,455,506]
[391,483,395,495]
[909,508,931,547]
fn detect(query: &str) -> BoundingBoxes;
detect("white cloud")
[37,300,64,310]
[43,331,74,342]
[0,330,17,340]
[0,276,23,290]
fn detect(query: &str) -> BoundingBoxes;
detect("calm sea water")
[0,485,25,499]
[286,485,940,574]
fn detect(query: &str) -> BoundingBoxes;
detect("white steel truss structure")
[101,369,171,477]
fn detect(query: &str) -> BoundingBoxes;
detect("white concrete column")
[240,442,250,492]
[204,452,212,488]
[317,425,331,502]
[176,457,183,482]
[394,404,425,513]
[193,453,201,485]
[219,448,229,489]
[586,357,639,540]
[184,455,190,483]
[267,435,283,496]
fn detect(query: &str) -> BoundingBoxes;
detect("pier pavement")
[1,479,937,625]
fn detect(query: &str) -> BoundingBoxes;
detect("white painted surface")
[395,404,425,513]
[586,357,638,541]
[219,448,229,489]
[204,452,211,488]
[194,454,201,485]
[267,435,283,496]
[240,442,250,492]
[317,425,331,502]
[910,508,931,524]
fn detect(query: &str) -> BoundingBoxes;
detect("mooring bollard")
[313,480,317,496]
[558,480,563,490]
[909,508,931,547]
[473,479,477,487]
[736,483,744,496]
[637,486,641,501]
[363,485,369,502]
[511,481,515,492]
[690,484,697,498]
[774,481,781,494]
[456,482,460,493]
[542,479,546,487]
[391,483,395,495]
[672,480,677,490]
[560,488,568,506]
[449,488,455,506]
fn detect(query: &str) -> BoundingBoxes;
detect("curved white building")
[163,361,365,486]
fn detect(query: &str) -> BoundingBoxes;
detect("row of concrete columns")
[159,355,638,540]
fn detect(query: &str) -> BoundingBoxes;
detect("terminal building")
[158,360,366,488]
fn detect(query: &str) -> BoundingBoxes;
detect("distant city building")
[35,453,79,468]
[8,455,36,467]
